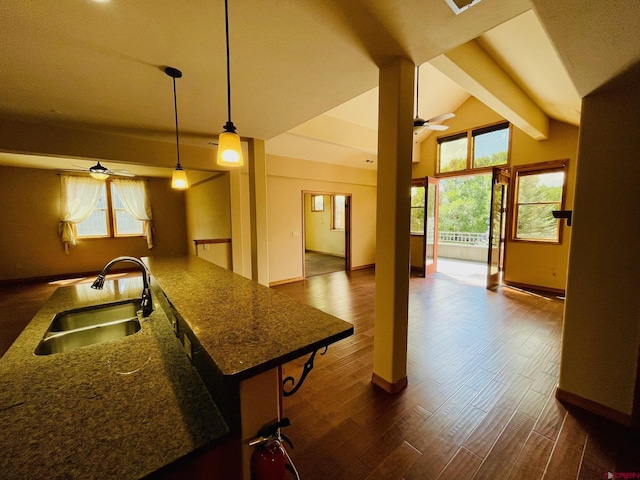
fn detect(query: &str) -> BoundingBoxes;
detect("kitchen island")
[0,255,353,479]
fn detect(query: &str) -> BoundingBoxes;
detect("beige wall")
[412,96,579,291]
[185,172,232,269]
[0,165,188,282]
[505,120,578,291]
[559,71,640,418]
[303,194,345,256]
[267,155,376,284]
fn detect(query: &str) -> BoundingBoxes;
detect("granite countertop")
[144,256,354,381]
[0,277,228,480]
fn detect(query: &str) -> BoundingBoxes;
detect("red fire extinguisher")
[249,418,300,480]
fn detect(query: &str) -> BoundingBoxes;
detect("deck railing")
[438,231,488,246]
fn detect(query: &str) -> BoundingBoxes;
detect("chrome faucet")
[91,256,153,317]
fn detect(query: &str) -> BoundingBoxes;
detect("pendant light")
[216,0,243,167]
[165,66,189,189]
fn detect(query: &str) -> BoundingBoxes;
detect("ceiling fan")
[413,66,455,132]
[68,161,135,179]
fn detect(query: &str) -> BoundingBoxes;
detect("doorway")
[412,171,508,287]
[302,192,351,278]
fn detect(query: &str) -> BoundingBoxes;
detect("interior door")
[425,177,439,276]
[487,167,510,289]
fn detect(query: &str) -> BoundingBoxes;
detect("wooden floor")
[275,268,640,480]
[2,269,639,479]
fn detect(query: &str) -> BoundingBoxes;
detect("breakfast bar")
[0,255,353,479]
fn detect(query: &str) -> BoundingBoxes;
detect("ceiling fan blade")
[426,112,455,123]
[425,124,450,131]
[72,165,89,170]
[110,171,135,177]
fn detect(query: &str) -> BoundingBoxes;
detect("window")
[512,160,567,243]
[437,122,509,174]
[76,182,144,238]
[410,184,425,234]
[332,195,346,230]
[60,175,153,252]
[438,133,468,173]
[472,124,510,168]
[75,182,109,237]
[311,194,324,212]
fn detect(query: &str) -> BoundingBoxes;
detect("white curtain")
[59,175,102,253]
[113,178,154,249]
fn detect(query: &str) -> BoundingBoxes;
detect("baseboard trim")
[555,387,633,427]
[371,373,408,394]
[269,276,304,287]
[504,281,565,297]
[351,263,375,272]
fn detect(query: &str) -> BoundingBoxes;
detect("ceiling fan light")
[216,130,244,167]
[90,171,109,180]
[171,165,188,189]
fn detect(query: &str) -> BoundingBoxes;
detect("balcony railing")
[438,231,488,246]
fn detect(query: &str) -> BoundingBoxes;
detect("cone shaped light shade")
[216,131,244,167]
[171,166,189,189]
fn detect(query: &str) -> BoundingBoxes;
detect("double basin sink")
[35,300,142,356]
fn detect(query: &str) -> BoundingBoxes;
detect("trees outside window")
[410,185,425,234]
[437,122,509,174]
[512,161,567,242]
[438,134,468,173]
[438,174,491,235]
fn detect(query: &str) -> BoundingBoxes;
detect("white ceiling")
[0,0,638,176]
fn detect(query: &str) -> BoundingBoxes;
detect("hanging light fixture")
[165,66,189,189]
[216,0,243,167]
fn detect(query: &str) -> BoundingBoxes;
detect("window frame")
[331,195,346,231]
[510,159,568,244]
[436,121,511,177]
[74,180,145,239]
[311,194,324,212]
[410,179,426,236]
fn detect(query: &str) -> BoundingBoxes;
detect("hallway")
[274,268,640,480]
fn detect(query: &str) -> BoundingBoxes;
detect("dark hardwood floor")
[2,268,639,479]
[275,268,640,480]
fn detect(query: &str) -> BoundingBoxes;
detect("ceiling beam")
[431,40,549,140]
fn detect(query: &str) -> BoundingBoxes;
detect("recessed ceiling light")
[443,0,482,15]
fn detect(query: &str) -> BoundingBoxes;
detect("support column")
[229,168,250,278]
[248,139,270,286]
[372,57,415,393]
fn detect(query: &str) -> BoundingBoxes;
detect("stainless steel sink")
[34,300,142,356]
[49,300,141,332]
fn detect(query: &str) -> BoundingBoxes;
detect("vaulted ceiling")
[0,0,638,175]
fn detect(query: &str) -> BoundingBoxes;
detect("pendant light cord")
[172,76,181,167]
[224,0,232,125]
